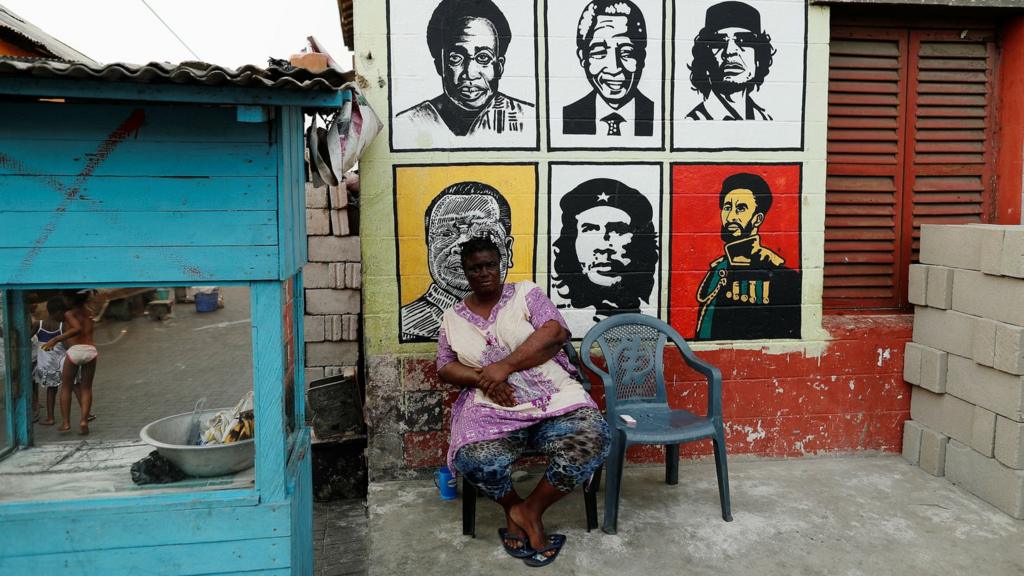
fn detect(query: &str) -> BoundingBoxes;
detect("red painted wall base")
[401,314,913,468]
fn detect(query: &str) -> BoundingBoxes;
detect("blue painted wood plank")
[294,273,307,426]
[0,246,279,285]
[0,103,269,143]
[1,291,17,451]
[0,176,277,212]
[0,488,258,519]
[0,502,290,557]
[288,427,314,575]
[237,105,274,124]
[0,211,278,248]
[7,294,32,447]
[277,110,294,279]
[0,536,290,575]
[0,141,275,177]
[290,107,309,273]
[251,282,287,503]
[0,77,348,108]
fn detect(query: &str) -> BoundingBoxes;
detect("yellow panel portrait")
[394,163,537,343]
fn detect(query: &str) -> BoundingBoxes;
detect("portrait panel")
[672,0,806,150]
[548,162,662,337]
[546,0,665,151]
[395,164,537,342]
[387,0,539,151]
[669,163,802,341]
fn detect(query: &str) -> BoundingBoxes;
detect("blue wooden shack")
[0,59,351,575]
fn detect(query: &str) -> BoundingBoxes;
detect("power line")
[140,0,201,61]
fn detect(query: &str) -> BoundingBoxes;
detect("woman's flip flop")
[522,534,566,568]
[498,528,534,559]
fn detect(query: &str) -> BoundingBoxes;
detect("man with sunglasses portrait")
[686,0,776,121]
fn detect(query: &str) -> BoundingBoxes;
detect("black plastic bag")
[131,450,187,484]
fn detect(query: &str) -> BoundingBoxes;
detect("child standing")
[32,298,66,426]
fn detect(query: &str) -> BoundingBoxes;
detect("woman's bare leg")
[58,360,76,431]
[496,489,528,549]
[77,361,96,435]
[508,478,569,555]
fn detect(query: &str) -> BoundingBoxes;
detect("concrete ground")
[314,499,369,576]
[365,455,1024,576]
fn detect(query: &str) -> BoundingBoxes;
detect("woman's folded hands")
[478,362,516,407]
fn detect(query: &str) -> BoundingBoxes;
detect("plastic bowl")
[139,408,254,477]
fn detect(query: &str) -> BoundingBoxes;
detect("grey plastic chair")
[580,313,732,534]
[462,341,603,536]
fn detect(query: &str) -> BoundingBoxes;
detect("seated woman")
[436,236,611,567]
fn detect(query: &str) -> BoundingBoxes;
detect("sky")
[2,0,352,70]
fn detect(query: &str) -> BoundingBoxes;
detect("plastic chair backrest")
[580,314,722,418]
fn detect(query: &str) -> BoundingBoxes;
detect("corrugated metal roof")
[0,3,97,64]
[0,57,353,91]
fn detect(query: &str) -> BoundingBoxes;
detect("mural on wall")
[672,0,806,150]
[546,0,665,150]
[549,163,661,337]
[670,163,801,341]
[395,164,537,342]
[388,0,539,151]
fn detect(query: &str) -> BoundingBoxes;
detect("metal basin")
[139,408,254,477]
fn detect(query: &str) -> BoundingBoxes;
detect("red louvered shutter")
[825,28,908,309]
[825,22,998,311]
[902,30,998,284]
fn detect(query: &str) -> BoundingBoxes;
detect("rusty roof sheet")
[0,57,353,91]
[0,3,97,64]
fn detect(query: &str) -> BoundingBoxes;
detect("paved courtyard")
[364,455,1024,576]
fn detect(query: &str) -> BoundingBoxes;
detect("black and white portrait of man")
[546,0,664,150]
[673,0,805,150]
[389,0,538,150]
[400,182,514,341]
[549,164,661,335]
[687,1,774,121]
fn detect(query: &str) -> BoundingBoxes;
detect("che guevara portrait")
[548,163,662,337]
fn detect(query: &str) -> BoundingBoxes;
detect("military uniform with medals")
[695,235,800,340]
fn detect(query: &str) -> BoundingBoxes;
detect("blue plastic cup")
[434,466,457,500]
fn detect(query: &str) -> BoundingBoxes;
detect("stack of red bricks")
[902,223,1024,518]
[304,180,361,383]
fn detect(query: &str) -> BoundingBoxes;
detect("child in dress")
[32,297,66,426]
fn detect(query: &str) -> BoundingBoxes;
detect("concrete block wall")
[304,181,361,384]
[901,223,1024,519]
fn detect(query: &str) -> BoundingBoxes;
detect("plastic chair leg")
[665,444,679,485]
[712,434,733,522]
[602,431,627,534]
[462,478,478,537]
[584,464,603,532]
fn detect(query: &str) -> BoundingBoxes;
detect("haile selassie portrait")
[695,172,800,340]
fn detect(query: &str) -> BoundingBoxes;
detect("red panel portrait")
[670,163,802,341]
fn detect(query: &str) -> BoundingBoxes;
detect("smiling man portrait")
[563,0,653,137]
